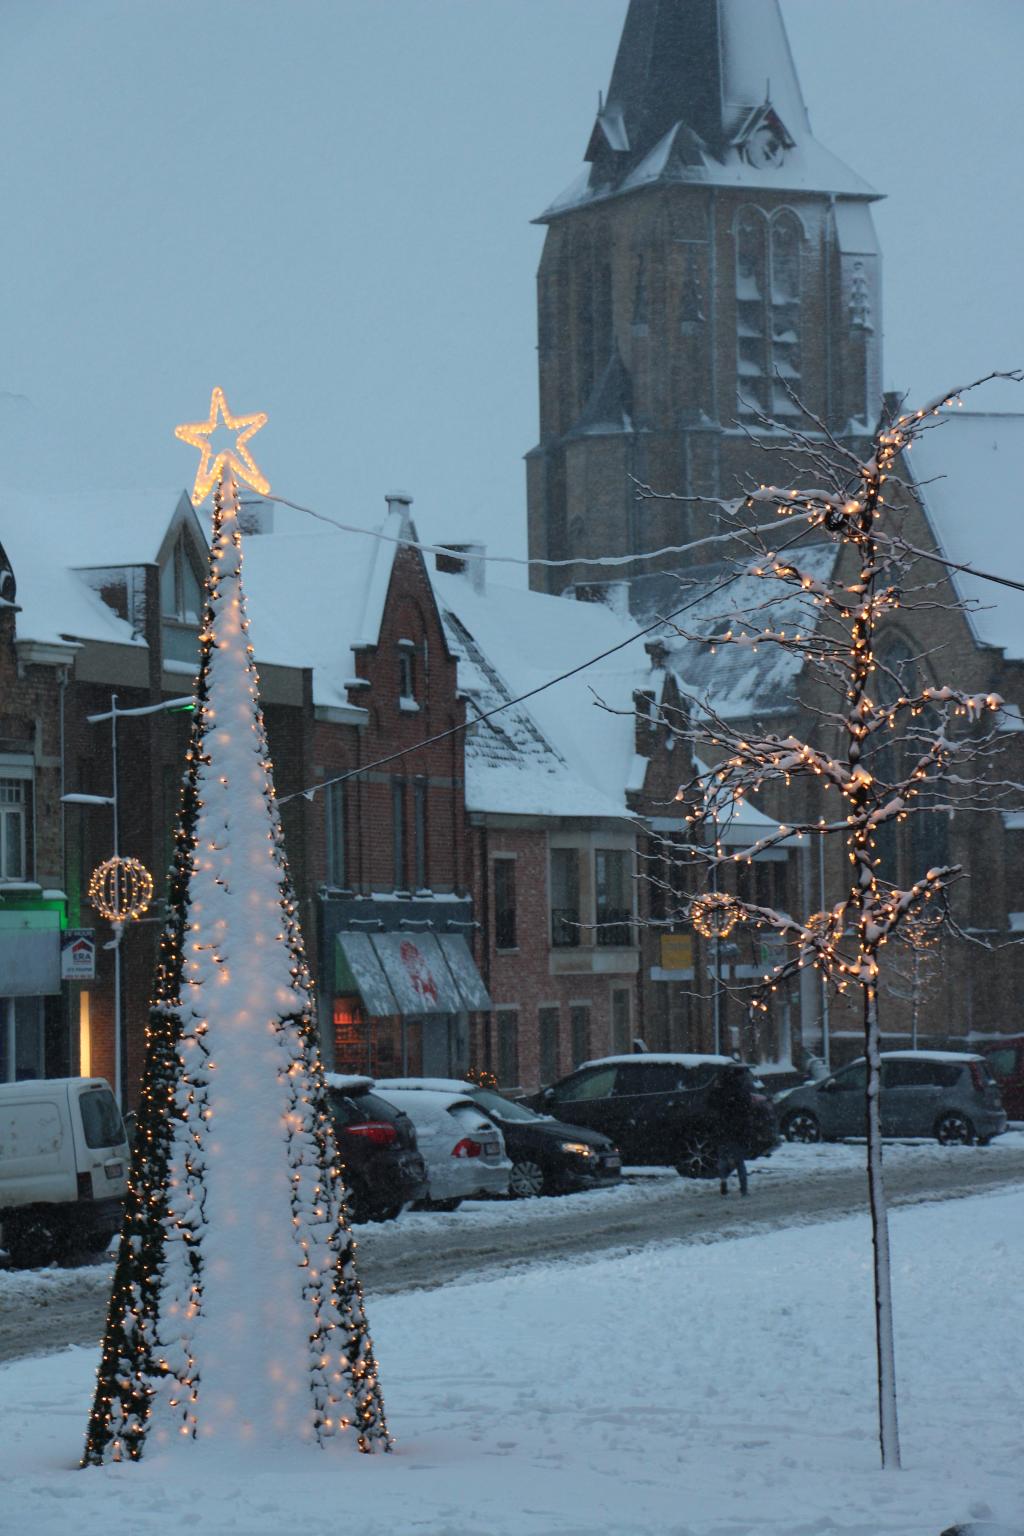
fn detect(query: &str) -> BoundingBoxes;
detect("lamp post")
[62,692,192,1108]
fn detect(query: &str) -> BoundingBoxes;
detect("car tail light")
[343,1121,397,1147]
[77,1171,93,1200]
[451,1137,483,1159]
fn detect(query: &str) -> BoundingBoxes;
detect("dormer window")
[160,531,204,665]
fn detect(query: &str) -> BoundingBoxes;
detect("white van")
[0,1077,129,1268]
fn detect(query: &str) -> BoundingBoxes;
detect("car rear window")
[354,1090,407,1123]
[617,1063,690,1094]
[449,1103,495,1132]
[79,1087,125,1149]
[328,1088,406,1126]
[983,1048,1016,1079]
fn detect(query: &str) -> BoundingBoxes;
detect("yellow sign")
[660,933,693,972]
[174,386,270,507]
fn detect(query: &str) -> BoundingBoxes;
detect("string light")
[88,855,154,923]
[174,386,270,507]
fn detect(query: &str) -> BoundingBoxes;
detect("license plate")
[104,1163,123,1179]
[602,1155,621,1169]
[483,1141,500,1157]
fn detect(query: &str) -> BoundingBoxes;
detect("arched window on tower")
[769,211,802,417]
[735,207,803,421]
[735,208,768,418]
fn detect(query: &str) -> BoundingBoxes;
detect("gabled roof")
[630,545,840,722]
[240,510,407,710]
[430,567,652,819]
[902,411,1024,662]
[0,487,198,648]
[540,0,877,220]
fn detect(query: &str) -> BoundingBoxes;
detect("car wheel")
[782,1110,822,1144]
[675,1127,717,1179]
[508,1159,547,1198]
[5,1216,62,1269]
[935,1111,976,1146]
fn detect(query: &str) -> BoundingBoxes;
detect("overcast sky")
[1,0,1021,570]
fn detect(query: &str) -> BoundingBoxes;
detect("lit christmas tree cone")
[84,470,390,1464]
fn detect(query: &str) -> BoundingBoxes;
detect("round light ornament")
[89,856,155,924]
[690,892,741,940]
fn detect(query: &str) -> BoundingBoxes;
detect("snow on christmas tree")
[84,440,390,1463]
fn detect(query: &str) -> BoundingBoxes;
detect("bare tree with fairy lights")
[83,468,390,1464]
[638,373,1023,1471]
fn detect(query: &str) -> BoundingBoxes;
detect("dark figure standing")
[707,1064,755,1196]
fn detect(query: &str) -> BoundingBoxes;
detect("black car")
[383,1078,622,1197]
[529,1054,778,1178]
[325,1074,429,1222]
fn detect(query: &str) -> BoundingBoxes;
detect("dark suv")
[530,1054,778,1178]
[325,1074,428,1222]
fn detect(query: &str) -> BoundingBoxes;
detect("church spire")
[543,0,875,221]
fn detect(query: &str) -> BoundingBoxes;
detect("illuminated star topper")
[174,386,270,506]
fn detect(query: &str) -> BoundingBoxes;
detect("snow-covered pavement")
[1,1172,1021,1534]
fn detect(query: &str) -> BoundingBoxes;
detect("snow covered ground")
[1,1176,1021,1535]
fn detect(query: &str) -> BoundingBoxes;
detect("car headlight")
[559,1141,595,1157]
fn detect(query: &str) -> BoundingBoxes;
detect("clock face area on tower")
[743,123,787,169]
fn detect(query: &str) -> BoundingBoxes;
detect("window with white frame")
[160,531,205,664]
[398,640,417,704]
[0,778,27,881]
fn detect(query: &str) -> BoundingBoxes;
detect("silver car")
[372,1086,511,1210]
[778,1051,1007,1146]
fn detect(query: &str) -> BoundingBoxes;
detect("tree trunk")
[865,981,901,1469]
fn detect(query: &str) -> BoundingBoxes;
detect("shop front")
[0,886,69,1082]
[328,925,491,1081]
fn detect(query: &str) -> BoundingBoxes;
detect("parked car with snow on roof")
[776,1051,1007,1145]
[324,1074,428,1222]
[371,1085,511,1209]
[383,1077,622,1197]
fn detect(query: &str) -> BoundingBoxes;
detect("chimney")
[386,490,413,528]
[238,496,275,536]
[633,688,657,754]
[435,541,486,596]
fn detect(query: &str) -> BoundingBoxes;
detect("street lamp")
[62,692,193,1107]
[690,892,741,1056]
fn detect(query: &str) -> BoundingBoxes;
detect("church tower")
[526,0,883,598]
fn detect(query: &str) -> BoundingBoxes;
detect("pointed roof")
[539,0,878,220]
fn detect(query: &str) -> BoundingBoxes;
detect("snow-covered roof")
[0,485,201,649]
[4,487,196,570]
[0,490,145,649]
[631,545,839,723]
[240,515,404,710]
[903,411,1024,661]
[540,0,877,220]
[581,1052,738,1070]
[431,568,652,820]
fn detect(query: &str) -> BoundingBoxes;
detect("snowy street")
[1,1174,1021,1536]
[3,1134,1023,1365]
